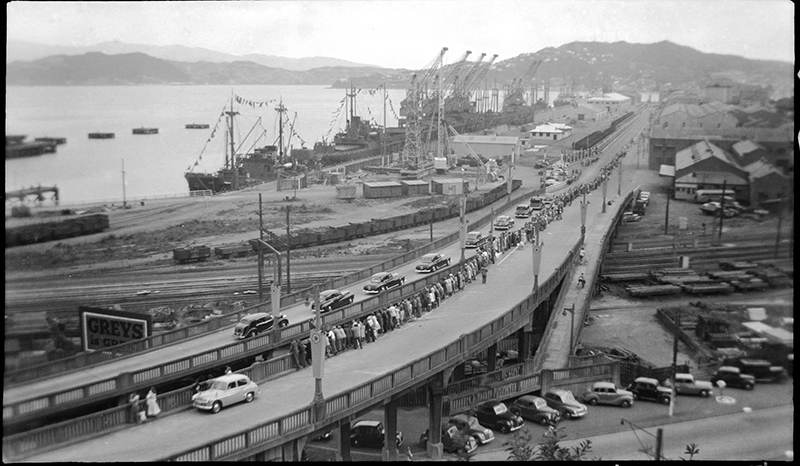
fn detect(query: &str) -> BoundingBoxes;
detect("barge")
[88,132,115,139]
[132,127,159,135]
[185,123,210,129]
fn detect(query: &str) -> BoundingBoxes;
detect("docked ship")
[6,135,58,159]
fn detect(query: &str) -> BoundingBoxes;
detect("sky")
[6,0,795,68]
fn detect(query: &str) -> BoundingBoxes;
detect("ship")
[185,123,210,129]
[6,135,58,159]
[132,127,159,135]
[88,132,114,139]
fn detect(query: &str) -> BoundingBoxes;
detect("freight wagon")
[173,245,211,263]
[5,213,110,248]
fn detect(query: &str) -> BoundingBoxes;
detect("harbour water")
[6,85,559,204]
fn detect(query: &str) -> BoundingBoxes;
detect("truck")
[434,157,449,174]
[515,204,534,218]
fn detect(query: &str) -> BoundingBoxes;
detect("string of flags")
[187,105,227,172]
[235,94,276,108]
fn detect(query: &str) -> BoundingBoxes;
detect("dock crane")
[463,54,498,113]
[503,59,542,111]
[401,47,448,172]
[446,53,486,114]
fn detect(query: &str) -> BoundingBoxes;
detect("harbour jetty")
[88,132,115,139]
[132,127,159,135]
[5,135,58,159]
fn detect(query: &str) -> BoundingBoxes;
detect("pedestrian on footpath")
[297,338,308,366]
[289,339,301,369]
[129,392,141,424]
[577,273,586,289]
[145,387,161,419]
[579,247,586,265]
[481,267,488,284]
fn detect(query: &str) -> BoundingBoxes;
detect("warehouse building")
[528,123,573,141]
[669,140,749,202]
[658,102,738,130]
[743,158,789,208]
[586,93,632,111]
[450,135,520,162]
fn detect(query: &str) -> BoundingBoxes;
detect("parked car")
[349,420,403,449]
[638,191,651,204]
[192,374,259,414]
[582,381,634,407]
[723,358,788,383]
[710,366,755,390]
[448,413,495,445]
[469,401,524,433]
[622,212,641,223]
[493,215,515,230]
[700,202,738,217]
[626,377,673,404]
[465,231,488,249]
[415,253,452,273]
[545,179,557,187]
[509,395,561,425]
[232,312,289,339]
[363,272,405,294]
[420,425,478,455]
[661,373,714,397]
[542,389,588,419]
[311,289,354,313]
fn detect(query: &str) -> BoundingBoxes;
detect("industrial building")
[658,102,738,130]
[669,140,750,202]
[449,135,520,162]
[528,123,573,141]
[586,93,632,111]
[743,158,790,208]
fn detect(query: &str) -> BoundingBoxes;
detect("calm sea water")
[6,85,560,203]
[5,85,408,203]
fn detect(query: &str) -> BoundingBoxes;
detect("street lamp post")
[617,160,623,196]
[580,192,588,244]
[310,284,325,419]
[602,177,608,213]
[459,194,467,266]
[531,238,543,292]
[563,303,576,354]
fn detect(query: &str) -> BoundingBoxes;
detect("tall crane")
[503,59,541,111]
[445,53,486,114]
[401,48,448,171]
[465,54,498,112]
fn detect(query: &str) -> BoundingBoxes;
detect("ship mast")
[225,94,239,170]
[275,99,286,163]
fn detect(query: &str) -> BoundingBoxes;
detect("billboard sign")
[80,306,152,351]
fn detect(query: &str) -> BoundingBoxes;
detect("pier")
[5,135,59,159]
[5,185,60,207]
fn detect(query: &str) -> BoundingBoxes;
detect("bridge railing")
[5,182,535,388]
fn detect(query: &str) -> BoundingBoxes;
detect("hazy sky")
[7,0,794,68]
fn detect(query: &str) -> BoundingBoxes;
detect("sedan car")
[622,212,641,223]
[420,425,478,455]
[415,253,452,273]
[350,420,403,449]
[710,366,755,390]
[509,395,561,425]
[466,231,488,249]
[469,401,524,433]
[626,377,673,404]
[448,413,495,445]
[363,272,406,294]
[311,289,354,313]
[232,312,289,339]
[493,215,515,230]
[543,389,588,419]
[661,373,714,397]
[192,374,259,414]
[582,381,634,407]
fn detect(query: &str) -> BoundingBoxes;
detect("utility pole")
[121,159,127,207]
[459,194,467,266]
[617,160,622,196]
[668,307,681,417]
[774,196,784,259]
[664,187,672,235]
[601,177,608,213]
[258,194,264,303]
[718,180,727,243]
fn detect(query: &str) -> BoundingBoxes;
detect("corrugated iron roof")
[400,180,429,185]
[451,135,519,145]
[362,181,403,187]
[744,158,786,179]
[674,140,741,171]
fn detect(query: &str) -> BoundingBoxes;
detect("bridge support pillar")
[338,418,352,461]
[382,399,399,461]
[517,327,532,360]
[486,342,498,373]
[426,374,445,460]
[280,438,302,461]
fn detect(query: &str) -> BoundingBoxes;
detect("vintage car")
[723,358,788,383]
[311,289,355,313]
[626,377,673,404]
[493,215,515,230]
[192,374,259,414]
[469,401,524,433]
[349,420,403,448]
[415,253,452,273]
[543,389,588,419]
[710,366,755,390]
[448,413,495,445]
[363,272,406,294]
[465,231,489,249]
[232,312,289,339]
[661,373,714,397]
[582,381,634,407]
[420,425,478,455]
[622,212,641,223]
[509,395,561,425]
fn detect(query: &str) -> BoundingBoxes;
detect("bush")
[11,205,32,218]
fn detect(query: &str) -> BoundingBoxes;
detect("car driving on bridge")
[192,374,259,414]
[493,215,515,230]
[465,231,488,249]
[415,253,452,273]
[233,312,289,339]
[363,272,406,294]
[311,289,355,313]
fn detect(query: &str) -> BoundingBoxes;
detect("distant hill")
[6,40,791,99]
[6,40,375,71]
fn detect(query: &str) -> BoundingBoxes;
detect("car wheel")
[245,392,254,403]
[700,390,709,398]
[588,398,598,406]
[538,417,549,426]
[211,401,222,414]
[562,411,572,419]
[247,329,258,338]
[279,320,289,328]
[632,392,640,400]
[352,439,359,447]
[500,425,510,434]
[659,397,671,405]
[744,383,754,391]
[621,400,632,408]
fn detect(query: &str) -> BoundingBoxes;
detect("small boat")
[132,127,159,135]
[88,132,115,139]
[34,137,67,145]
[185,123,210,129]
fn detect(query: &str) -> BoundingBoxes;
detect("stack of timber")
[601,271,651,282]
[626,284,682,297]
[747,268,792,287]
[681,282,734,295]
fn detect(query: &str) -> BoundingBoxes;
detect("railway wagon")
[5,213,110,248]
[173,245,211,263]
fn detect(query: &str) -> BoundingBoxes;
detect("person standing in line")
[145,387,161,419]
[129,392,141,424]
[481,267,488,284]
[289,339,301,369]
[297,338,308,367]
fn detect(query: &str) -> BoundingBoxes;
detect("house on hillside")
[670,140,749,201]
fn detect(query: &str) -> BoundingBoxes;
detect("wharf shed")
[335,184,357,200]
[586,93,632,111]
[401,180,430,196]
[669,140,749,201]
[743,159,789,208]
[431,178,469,196]
[362,181,403,199]
[575,103,607,121]
[658,102,738,130]
[529,123,573,141]
[450,135,520,162]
